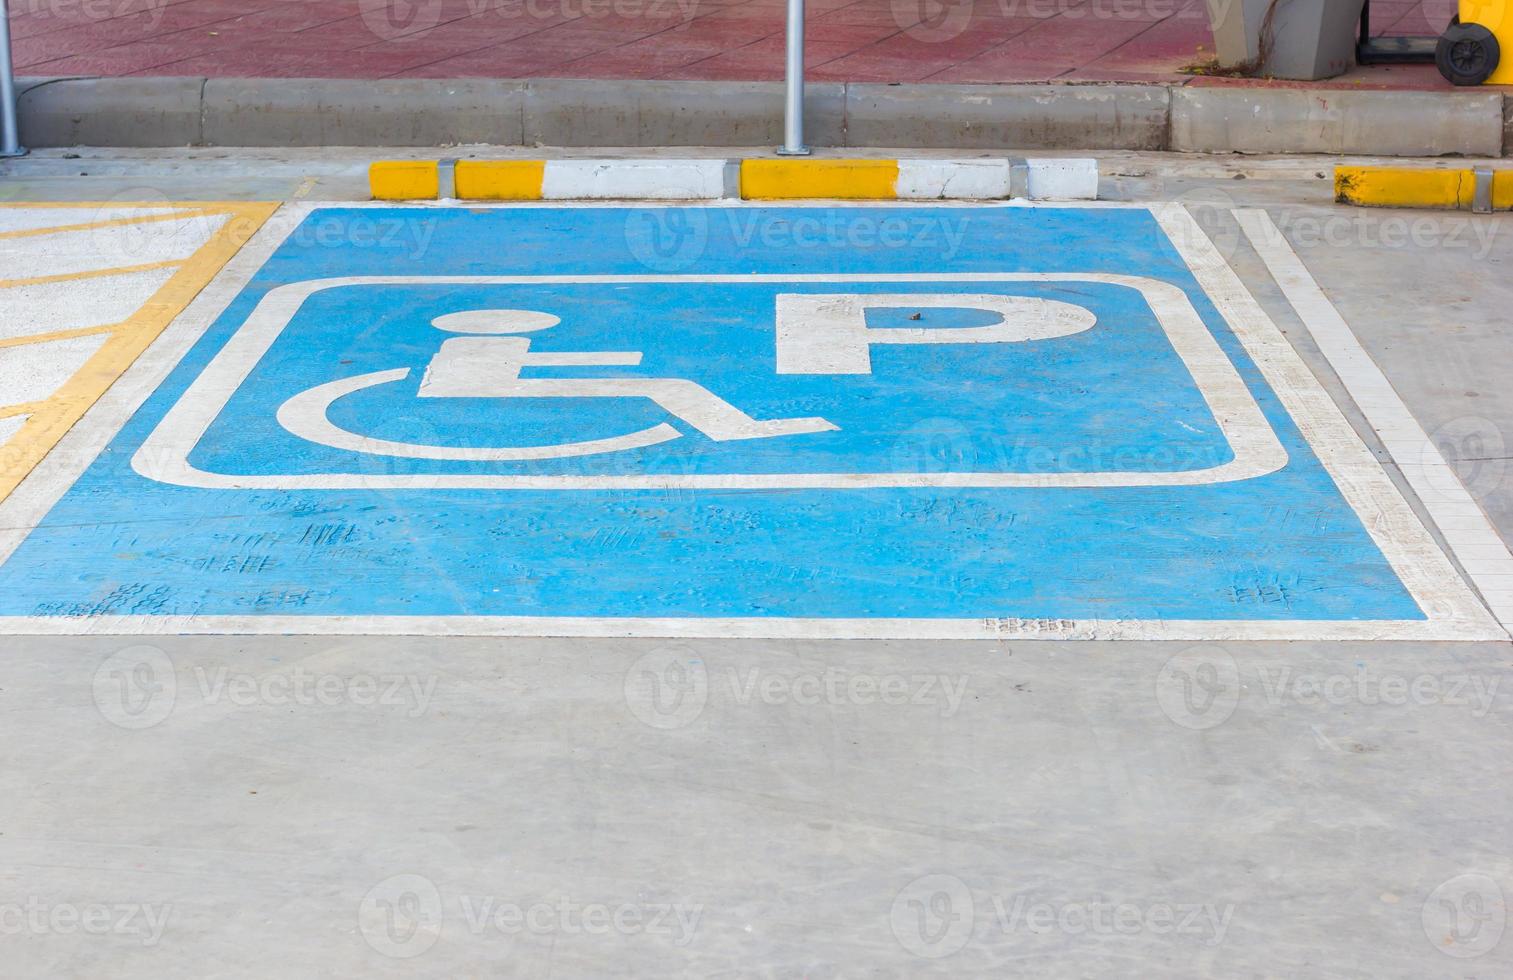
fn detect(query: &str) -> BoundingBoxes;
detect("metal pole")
[1,0,25,157]
[777,0,809,155]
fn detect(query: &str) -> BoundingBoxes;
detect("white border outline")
[0,200,1502,641]
[131,271,1285,490]
[1236,207,1513,632]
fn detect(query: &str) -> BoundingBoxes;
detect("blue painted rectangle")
[0,205,1423,622]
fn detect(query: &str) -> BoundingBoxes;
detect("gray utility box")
[1208,0,1368,80]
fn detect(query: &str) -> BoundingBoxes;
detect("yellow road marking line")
[0,400,49,420]
[0,208,226,241]
[0,323,121,350]
[0,260,185,290]
[0,202,279,503]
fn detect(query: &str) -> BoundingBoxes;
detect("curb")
[1334,165,1513,211]
[369,157,1099,202]
[11,76,1512,157]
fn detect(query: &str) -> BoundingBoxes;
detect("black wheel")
[1437,22,1500,86]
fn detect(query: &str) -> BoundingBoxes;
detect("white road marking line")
[129,271,1285,491]
[1236,206,1513,632]
[1157,204,1505,640]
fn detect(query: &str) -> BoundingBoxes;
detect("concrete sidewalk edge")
[11,76,1509,157]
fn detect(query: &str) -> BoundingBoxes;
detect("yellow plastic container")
[1449,0,1513,84]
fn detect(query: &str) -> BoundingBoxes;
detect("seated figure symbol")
[275,308,837,461]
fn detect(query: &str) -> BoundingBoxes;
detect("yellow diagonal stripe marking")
[0,208,225,241]
[0,323,120,351]
[0,202,279,503]
[0,260,185,290]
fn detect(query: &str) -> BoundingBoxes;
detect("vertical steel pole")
[1,0,25,157]
[777,0,809,155]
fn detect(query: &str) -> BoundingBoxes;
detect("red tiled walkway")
[7,0,1464,89]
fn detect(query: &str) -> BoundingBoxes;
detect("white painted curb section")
[897,159,1012,199]
[540,159,736,200]
[1024,158,1100,201]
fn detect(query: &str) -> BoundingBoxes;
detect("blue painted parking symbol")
[0,203,1482,636]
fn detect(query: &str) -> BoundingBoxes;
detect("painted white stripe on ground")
[129,271,1285,491]
[896,160,1011,200]
[540,160,731,200]
[1155,204,1503,639]
[1236,206,1513,631]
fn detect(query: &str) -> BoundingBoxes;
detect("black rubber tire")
[1437,22,1500,86]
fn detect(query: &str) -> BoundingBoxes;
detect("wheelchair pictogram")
[275,306,838,461]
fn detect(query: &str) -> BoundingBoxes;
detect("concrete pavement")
[0,148,1509,976]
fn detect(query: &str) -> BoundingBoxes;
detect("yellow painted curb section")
[455,160,546,200]
[741,159,901,200]
[1495,171,1513,210]
[1334,166,1477,209]
[370,161,440,201]
[0,202,278,503]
